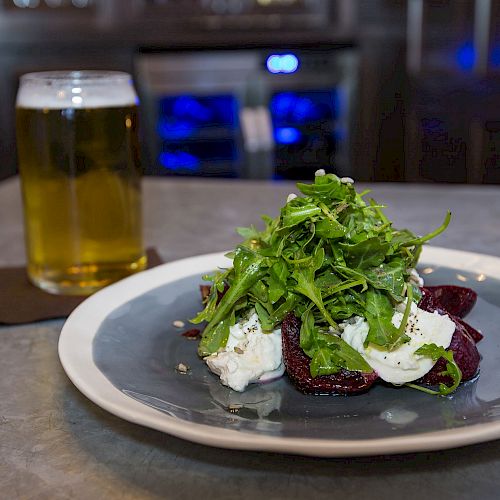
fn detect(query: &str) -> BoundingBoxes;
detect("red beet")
[182,328,201,338]
[281,312,378,395]
[453,316,483,343]
[421,285,477,318]
[420,317,480,385]
[418,287,441,313]
[417,293,481,385]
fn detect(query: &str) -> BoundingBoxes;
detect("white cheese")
[205,312,284,392]
[341,303,455,384]
[340,176,355,184]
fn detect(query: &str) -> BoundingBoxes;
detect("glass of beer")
[16,71,147,295]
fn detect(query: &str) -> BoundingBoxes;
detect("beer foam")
[17,73,138,109]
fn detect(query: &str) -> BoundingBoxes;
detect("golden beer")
[16,72,146,295]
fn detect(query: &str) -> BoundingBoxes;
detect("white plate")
[59,246,500,457]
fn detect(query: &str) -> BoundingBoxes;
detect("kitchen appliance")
[136,47,357,179]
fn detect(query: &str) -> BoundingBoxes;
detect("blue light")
[173,96,212,122]
[159,152,200,172]
[157,119,195,140]
[457,41,475,71]
[266,54,299,74]
[158,95,238,131]
[275,127,301,144]
[280,54,299,73]
[267,55,282,74]
[491,45,500,67]
[270,90,335,125]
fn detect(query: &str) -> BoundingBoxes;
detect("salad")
[191,171,482,395]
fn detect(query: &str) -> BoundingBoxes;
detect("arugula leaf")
[191,268,230,324]
[401,211,451,247]
[299,309,317,356]
[296,174,346,200]
[272,292,299,322]
[406,344,462,395]
[255,302,274,332]
[236,225,260,241]
[339,237,390,269]
[267,259,289,303]
[281,201,322,230]
[310,348,341,377]
[198,252,266,356]
[308,332,373,377]
[364,288,410,350]
[300,308,373,376]
[198,310,234,358]
[322,278,367,299]
[315,218,346,239]
[315,272,342,290]
[292,247,338,328]
[326,297,365,320]
[361,258,406,300]
[397,285,413,339]
[249,279,269,304]
[316,333,373,372]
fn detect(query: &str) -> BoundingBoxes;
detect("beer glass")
[16,71,146,295]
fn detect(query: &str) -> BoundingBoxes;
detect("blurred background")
[0,0,499,183]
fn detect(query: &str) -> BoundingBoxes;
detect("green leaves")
[407,343,462,395]
[281,201,321,229]
[310,348,341,377]
[401,211,452,247]
[198,310,234,358]
[301,310,373,377]
[340,237,390,269]
[296,173,346,200]
[308,335,373,377]
[362,258,406,300]
[198,248,266,356]
[236,225,260,241]
[299,309,317,356]
[292,248,337,329]
[364,288,410,350]
[315,218,346,239]
[255,302,274,332]
[268,260,289,303]
[193,172,452,389]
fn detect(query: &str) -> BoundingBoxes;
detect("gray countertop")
[1,177,500,500]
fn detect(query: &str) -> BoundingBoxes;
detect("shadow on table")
[62,383,500,499]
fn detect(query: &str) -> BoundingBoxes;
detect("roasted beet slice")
[417,299,481,384]
[421,285,477,318]
[453,316,483,343]
[420,318,480,385]
[418,287,440,313]
[419,287,483,343]
[281,312,378,395]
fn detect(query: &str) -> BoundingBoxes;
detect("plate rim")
[58,246,500,457]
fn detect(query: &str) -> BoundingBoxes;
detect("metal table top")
[1,177,500,500]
